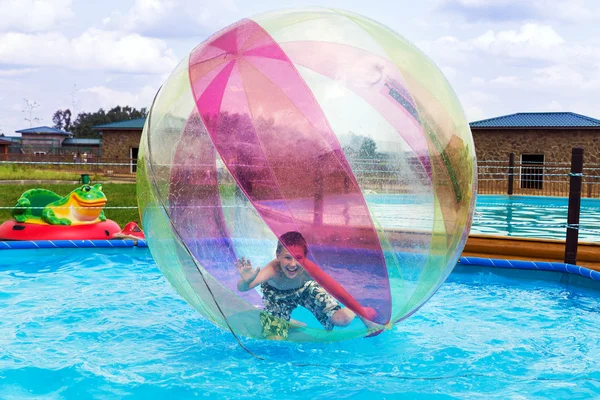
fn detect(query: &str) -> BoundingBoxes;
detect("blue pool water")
[1,248,599,399]
[365,194,600,242]
[473,195,600,242]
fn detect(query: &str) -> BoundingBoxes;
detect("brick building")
[5,126,101,158]
[15,126,71,155]
[89,112,600,195]
[93,118,146,173]
[0,136,12,154]
[471,112,600,197]
[470,112,600,163]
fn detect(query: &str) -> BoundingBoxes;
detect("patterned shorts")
[260,280,341,340]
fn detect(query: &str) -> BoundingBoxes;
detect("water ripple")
[1,248,600,399]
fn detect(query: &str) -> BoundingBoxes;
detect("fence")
[478,153,600,198]
[0,153,137,180]
[3,151,600,196]
[0,148,596,265]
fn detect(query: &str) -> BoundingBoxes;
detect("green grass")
[0,165,105,181]
[0,183,139,228]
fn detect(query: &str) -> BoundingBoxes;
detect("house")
[93,118,146,173]
[10,126,101,157]
[88,112,600,195]
[15,126,71,156]
[0,135,13,154]
[471,112,600,196]
[470,112,600,164]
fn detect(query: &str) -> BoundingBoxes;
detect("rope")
[0,206,138,210]
[0,160,134,166]
[578,227,600,235]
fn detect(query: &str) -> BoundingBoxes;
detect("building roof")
[15,126,71,135]
[0,136,14,144]
[62,138,101,146]
[93,118,147,130]
[470,112,600,129]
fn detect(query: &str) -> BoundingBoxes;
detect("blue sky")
[1,0,599,136]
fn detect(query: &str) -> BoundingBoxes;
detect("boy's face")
[277,245,306,279]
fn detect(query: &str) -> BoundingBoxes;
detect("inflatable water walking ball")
[137,8,477,342]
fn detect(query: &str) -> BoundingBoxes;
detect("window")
[130,147,139,174]
[34,151,46,156]
[520,154,544,189]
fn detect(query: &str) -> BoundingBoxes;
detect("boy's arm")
[237,260,278,291]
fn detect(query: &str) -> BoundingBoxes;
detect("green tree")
[51,106,148,138]
[359,137,377,157]
[52,109,72,131]
[342,132,377,158]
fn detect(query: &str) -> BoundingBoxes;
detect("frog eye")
[83,185,91,192]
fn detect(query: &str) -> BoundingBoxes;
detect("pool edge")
[0,239,147,249]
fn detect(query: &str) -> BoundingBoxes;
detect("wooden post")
[564,147,584,265]
[507,152,515,195]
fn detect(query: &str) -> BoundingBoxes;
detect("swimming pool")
[472,195,600,242]
[365,194,600,242]
[1,248,599,399]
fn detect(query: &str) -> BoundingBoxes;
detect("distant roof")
[470,112,600,129]
[93,118,147,130]
[0,136,14,144]
[62,138,101,146]
[15,126,71,135]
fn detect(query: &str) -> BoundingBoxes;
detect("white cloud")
[104,0,240,37]
[532,65,600,90]
[0,68,38,77]
[472,23,565,57]
[427,23,600,68]
[464,90,495,103]
[464,105,486,121]
[0,29,178,74]
[544,100,564,111]
[437,0,596,23]
[481,23,564,47]
[0,0,74,32]
[80,85,158,112]
[489,75,521,87]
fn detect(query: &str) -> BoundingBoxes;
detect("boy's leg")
[330,308,355,327]
[260,285,297,340]
[300,281,345,330]
[259,311,290,340]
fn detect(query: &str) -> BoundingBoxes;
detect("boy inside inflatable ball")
[236,231,376,340]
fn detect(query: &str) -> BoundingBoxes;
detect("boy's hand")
[235,257,260,283]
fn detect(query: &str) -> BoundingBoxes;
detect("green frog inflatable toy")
[12,184,108,225]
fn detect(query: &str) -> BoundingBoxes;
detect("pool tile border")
[0,240,597,282]
[459,256,600,281]
[0,239,147,249]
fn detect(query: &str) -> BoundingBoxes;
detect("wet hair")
[276,231,308,256]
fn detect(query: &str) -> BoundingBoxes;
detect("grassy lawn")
[0,165,105,181]
[0,182,139,228]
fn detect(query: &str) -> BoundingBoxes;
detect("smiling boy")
[236,231,356,340]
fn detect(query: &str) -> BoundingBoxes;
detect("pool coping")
[1,239,598,282]
[459,256,600,281]
[0,239,147,249]
[464,234,600,271]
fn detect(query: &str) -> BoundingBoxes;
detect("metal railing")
[0,154,137,180]
[3,152,600,196]
[0,148,597,265]
[478,153,600,198]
